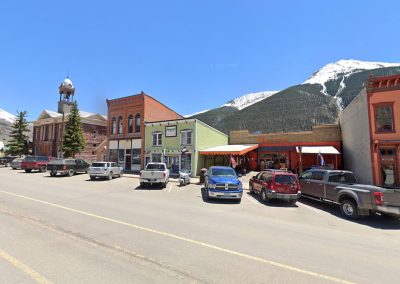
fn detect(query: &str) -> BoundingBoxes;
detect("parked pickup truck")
[140,163,169,188]
[299,169,400,219]
[21,156,51,173]
[0,156,19,167]
[48,158,90,177]
[204,166,243,203]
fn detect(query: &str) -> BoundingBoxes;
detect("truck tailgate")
[142,171,165,179]
[382,187,400,207]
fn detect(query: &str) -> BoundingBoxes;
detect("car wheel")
[161,182,166,188]
[50,172,57,177]
[40,166,47,173]
[90,176,96,181]
[289,200,297,205]
[67,169,74,177]
[119,172,123,178]
[340,199,359,219]
[12,167,16,170]
[140,182,145,188]
[25,169,32,173]
[235,198,242,204]
[249,184,254,194]
[261,189,270,203]
[108,172,113,180]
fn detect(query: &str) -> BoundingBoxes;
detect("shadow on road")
[298,197,400,230]
[134,185,164,191]
[245,192,299,208]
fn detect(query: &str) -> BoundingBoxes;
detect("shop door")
[380,148,398,187]
[125,149,132,171]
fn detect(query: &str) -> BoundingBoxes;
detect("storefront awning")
[296,146,340,154]
[200,144,258,156]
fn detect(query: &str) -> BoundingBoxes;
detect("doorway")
[379,148,398,187]
[125,149,132,171]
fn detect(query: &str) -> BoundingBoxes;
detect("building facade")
[144,118,228,176]
[230,124,342,173]
[340,75,400,187]
[106,92,182,171]
[32,78,107,161]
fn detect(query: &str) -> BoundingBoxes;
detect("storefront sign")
[165,125,177,137]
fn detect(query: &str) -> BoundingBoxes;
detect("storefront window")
[181,153,192,171]
[118,149,124,164]
[109,149,118,162]
[152,153,162,163]
[132,149,141,165]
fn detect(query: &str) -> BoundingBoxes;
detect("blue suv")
[204,166,243,203]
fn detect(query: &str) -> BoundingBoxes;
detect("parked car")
[299,169,400,219]
[48,158,90,177]
[10,158,24,170]
[249,169,301,204]
[20,156,51,173]
[0,156,19,167]
[204,166,243,202]
[88,162,123,180]
[140,163,169,188]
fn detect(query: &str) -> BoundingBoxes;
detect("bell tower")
[58,77,75,114]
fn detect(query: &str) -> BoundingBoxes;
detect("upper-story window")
[128,115,133,133]
[111,117,116,134]
[375,104,394,133]
[118,116,123,134]
[180,130,192,145]
[135,114,141,133]
[152,132,162,146]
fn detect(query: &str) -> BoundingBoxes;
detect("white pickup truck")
[140,163,169,188]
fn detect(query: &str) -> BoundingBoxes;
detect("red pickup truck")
[21,156,51,173]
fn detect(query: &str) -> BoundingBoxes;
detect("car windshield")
[211,168,236,177]
[146,164,166,170]
[328,173,357,184]
[275,175,296,183]
[92,163,107,167]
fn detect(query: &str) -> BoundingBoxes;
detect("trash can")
[200,168,207,184]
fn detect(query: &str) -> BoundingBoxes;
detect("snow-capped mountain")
[0,108,16,123]
[304,59,400,96]
[184,109,211,118]
[221,90,279,110]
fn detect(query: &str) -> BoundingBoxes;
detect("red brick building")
[33,78,107,161]
[106,92,182,171]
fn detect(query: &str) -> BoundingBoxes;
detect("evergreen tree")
[63,102,86,158]
[6,111,30,156]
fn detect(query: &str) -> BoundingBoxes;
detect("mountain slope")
[221,90,279,110]
[190,60,400,134]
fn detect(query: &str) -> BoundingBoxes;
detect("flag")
[318,151,325,166]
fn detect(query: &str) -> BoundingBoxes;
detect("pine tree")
[6,111,30,156]
[63,102,86,158]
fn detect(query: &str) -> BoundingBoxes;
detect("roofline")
[144,118,228,138]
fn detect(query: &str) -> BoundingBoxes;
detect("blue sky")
[1,0,400,120]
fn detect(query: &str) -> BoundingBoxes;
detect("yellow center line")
[0,189,355,284]
[0,248,53,284]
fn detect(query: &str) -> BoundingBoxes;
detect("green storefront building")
[144,118,228,176]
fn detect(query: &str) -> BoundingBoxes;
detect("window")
[375,104,394,132]
[118,116,123,134]
[111,117,116,134]
[152,132,162,146]
[135,114,141,133]
[180,130,192,145]
[181,153,192,171]
[311,171,325,181]
[132,149,141,165]
[274,175,296,183]
[328,173,357,184]
[109,149,118,162]
[118,149,124,162]
[151,153,162,163]
[128,115,133,133]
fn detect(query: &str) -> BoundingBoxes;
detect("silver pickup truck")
[299,169,400,219]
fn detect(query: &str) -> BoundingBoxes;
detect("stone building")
[32,78,107,161]
[106,92,182,171]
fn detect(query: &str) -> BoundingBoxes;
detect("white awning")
[296,146,340,154]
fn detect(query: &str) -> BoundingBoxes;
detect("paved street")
[0,167,399,284]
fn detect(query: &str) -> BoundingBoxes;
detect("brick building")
[32,78,107,161]
[106,92,182,171]
[340,75,400,187]
[230,124,342,173]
